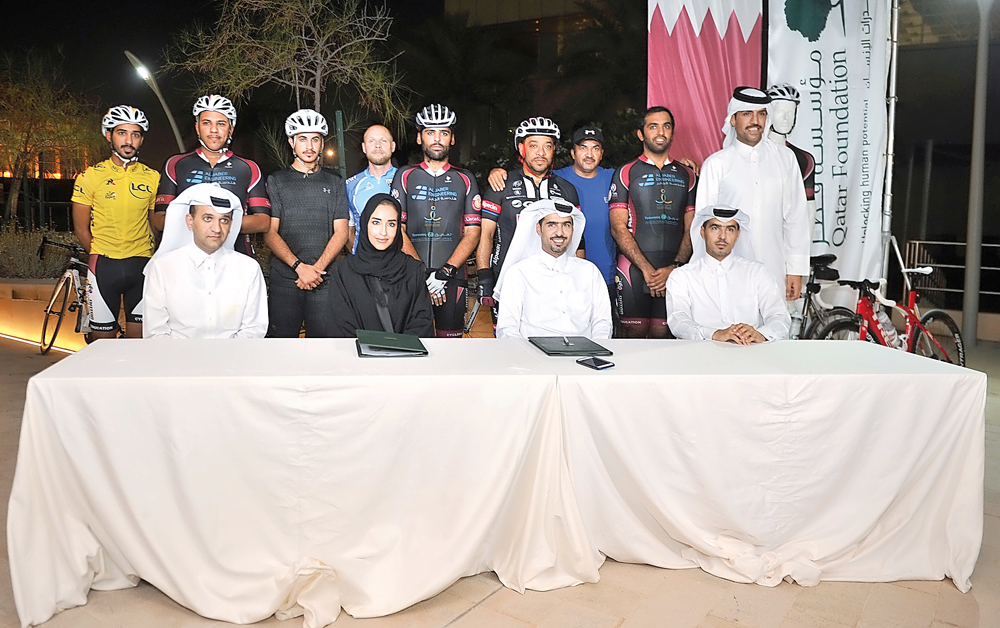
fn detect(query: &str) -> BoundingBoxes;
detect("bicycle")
[790,253,856,339]
[814,239,965,366]
[37,237,91,354]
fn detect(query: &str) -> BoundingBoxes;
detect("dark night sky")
[4,0,443,168]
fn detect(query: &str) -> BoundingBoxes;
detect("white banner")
[768,0,892,281]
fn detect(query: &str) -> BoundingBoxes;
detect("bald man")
[346,124,397,252]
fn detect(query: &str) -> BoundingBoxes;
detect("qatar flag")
[648,1,763,165]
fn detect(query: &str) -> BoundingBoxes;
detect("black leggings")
[267,274,336,337]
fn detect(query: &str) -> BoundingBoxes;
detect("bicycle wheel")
[815,316,883,345]
[40,275,71,354]
[804,306,857,339]
[815,317,860,341]
[912,309,965,367]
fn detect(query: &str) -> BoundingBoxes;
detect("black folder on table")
[356,329,428,357]
[528,336,613,357]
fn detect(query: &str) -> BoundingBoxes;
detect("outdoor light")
[124,50,185,153]
[326,149,334,157]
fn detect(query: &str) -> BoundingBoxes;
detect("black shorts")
[614,260,666,326]
[432,275,468,337]
[87,255,148,331]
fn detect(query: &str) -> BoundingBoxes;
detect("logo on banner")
[784,0,845,41]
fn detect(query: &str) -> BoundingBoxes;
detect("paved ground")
[1,335,997,628]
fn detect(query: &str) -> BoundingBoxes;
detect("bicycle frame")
[67,266,90,334]
[853,286,951,357]
[40,238,92,336]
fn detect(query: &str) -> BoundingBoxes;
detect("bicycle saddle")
[814,266,840,281]
[810,254,837,267]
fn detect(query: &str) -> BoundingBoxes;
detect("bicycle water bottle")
[876,310,902,349]
[789,310,804,340]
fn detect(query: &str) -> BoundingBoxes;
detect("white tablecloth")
[7,338,986,627]
[7,339,601,628]
[548,340,985,591]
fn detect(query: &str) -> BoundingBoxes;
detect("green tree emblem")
[785,0,845,42]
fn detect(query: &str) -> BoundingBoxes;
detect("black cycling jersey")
[608,156,696,269]
[481,170,580,274]
[390,162,481,271]
[785,141,816,202]
[155,148,270,255]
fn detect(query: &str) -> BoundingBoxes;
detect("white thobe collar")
[702,252,738,273]
[187,244,225,269]
[733,139,763,160]
[536,250,571,273]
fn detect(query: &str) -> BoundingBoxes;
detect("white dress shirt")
[496,252,612,340]
[665,254,791,341]
[696,138,810,287]
[143,243,268,339]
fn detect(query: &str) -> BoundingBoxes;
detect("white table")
[7,338,986,628]
[547,340,986,591]
[7,338,601,628]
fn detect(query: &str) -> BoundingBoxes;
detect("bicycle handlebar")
[813,291,834,311]
[39,237,87,259]
[901,266,933,275]
[838,278,897,308]
[871,280,897,308]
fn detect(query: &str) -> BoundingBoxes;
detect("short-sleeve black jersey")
[156,148,271,256]
[785,141,816,202]
[608,156,696,268]
[390,162,481,271]
[481,170,580,273]
[155,148,270,214]
[266,167,349,281]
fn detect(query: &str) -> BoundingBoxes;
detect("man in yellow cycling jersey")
[71,105,160,339]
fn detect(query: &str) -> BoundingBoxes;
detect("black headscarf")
[328,193,434,337]
[347,193,410,282]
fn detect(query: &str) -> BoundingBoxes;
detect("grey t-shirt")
[266,167,349,280]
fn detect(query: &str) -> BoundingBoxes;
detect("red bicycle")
[815,247,965,366]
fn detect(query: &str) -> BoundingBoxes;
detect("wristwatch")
[292,260,302,271]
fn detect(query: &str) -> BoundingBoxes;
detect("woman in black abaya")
[329,193,434,337]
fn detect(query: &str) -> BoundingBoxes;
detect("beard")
[642,135,671,155]
[422,143,450,162]
[524,156,552,176]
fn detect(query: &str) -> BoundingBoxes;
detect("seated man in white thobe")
[495,198,612,339]
[665,205,790,344]
[143,190,268,339]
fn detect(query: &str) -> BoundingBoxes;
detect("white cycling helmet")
[192,94,238,126]
[514,117,560,148]
[102,105,149,135]
[766,83,800,103]
[285,109,329,137]
[415,104,456,129]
